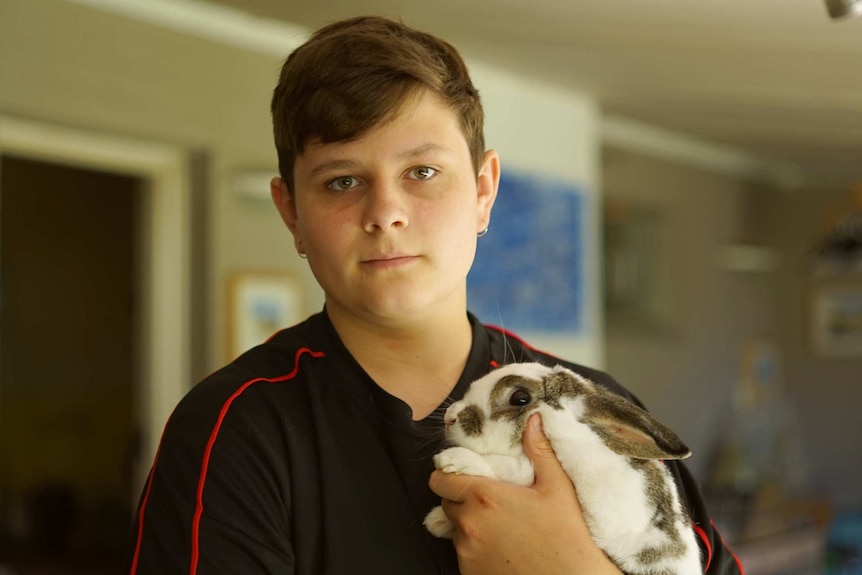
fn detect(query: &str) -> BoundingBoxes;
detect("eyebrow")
[307,143,451,179]
[308,159,360,179]
[398,142,450,161]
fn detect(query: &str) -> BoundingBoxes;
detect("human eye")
[406,166,438,181]
[325,175,360,192]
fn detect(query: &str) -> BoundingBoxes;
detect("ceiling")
[211,0,862,189]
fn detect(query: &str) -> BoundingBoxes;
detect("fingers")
[522,413,573,491]
[522,414,592,543]
[429,468,490,504]
[429,469,493,535]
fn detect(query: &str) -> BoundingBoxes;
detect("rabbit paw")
[434,447,495,478]
[424,505,455,539]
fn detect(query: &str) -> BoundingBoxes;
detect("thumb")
[523,413,569,488]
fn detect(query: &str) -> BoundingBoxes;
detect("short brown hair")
[271,16,485,192]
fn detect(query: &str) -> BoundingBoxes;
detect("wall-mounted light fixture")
[233,169,277,202]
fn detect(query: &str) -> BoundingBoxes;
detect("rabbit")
[424,362,702,575]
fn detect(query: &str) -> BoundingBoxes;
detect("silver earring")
[477,225,489,238]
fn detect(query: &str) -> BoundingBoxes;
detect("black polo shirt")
[126,310,742,574]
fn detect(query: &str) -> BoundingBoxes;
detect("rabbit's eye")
[508,389,531,407]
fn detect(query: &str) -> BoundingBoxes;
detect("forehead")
[294,90,469,177]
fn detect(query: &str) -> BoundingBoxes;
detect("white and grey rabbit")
[424,362,702,575]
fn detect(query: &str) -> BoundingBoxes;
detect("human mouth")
[361,254,417,269]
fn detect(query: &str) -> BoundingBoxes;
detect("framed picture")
[602,199,666,330]
[228,271,304,359]
[468,169,585,333]
[810,285,862,357]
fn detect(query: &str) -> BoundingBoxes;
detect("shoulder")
[169,314,330,434]
[142,314,334,502]
[130,321,332,570]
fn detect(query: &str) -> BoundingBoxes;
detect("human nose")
[362,180,408,233]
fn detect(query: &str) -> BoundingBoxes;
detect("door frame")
[0,115,191,495]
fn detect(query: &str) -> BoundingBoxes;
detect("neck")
[327,304,473,420]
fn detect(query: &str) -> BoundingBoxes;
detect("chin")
[365,289,456,319]
[352,295,427,321]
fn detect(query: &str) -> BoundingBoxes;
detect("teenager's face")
[272,89,499,326]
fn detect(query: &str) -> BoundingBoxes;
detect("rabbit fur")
[424,362,702,575]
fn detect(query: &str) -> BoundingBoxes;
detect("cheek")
[297,209,349,253]
[425,177,481,227]
[430,204,478,264]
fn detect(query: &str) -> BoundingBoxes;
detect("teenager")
[126,15,743,575]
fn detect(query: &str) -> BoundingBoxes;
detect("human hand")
[428,413,623,575]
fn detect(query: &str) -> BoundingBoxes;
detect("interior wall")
[763,190,862,509]
[0,0,292,375]
[0,0,604,373]
[601,146,776,481]
[602,146,862,512]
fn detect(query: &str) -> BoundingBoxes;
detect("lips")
[361,251,417,263]
[360,254,418,269]
[363,254,406,262]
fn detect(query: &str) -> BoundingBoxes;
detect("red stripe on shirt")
[693,521,713,572]
[126,346,324,575]
[484,324,534,349]
[189,347,325,574]
[711,519,745,575]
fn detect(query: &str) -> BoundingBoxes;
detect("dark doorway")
[0,155,140,574]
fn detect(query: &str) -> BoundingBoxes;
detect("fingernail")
[530,414,542,432]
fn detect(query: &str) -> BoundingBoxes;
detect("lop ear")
[585,392,691,461]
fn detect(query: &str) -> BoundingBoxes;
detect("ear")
[585,393,691,461]
[270,177,303,250]
[475,149,500,233]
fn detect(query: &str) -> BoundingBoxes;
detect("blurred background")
[1,0,861,573]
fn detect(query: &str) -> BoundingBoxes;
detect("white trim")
[64,0,308,57]
[602,114,808,192]
[0,115,191,494]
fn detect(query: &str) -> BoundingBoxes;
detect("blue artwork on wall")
[467,169,584,333]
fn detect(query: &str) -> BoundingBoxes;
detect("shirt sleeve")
[667,458,745,574]
[124,393,295,574]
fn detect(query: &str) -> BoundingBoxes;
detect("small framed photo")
[810,285,862,357]
[228,271,304,359]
